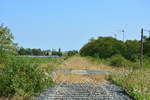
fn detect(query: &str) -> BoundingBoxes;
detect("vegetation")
[108,68,150,100]
[51,49,62,56]
[80,36,150,99]
[0,57,54,99]
[67,50,78,57]
[80,36,142,61]
[80,37,126,59]
[0,24,17,53]
[108,55,129,67]
[0,24,55,100]
[1,23,150,99]
[16,57,63,64]
[18,48,44,55]
[18,47,62,56]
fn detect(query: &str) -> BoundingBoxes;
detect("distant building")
[62,51,68,56]
[45,51,52,56]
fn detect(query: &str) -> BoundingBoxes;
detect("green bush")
[0,57,54,99]
[108,68,150,100]
[108,55,129,67]
[85,56,109,65]
[0,50,12,65]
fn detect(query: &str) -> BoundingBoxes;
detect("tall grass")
[16,56,64,64]
[0,52,56,100]
[86,55,150,99]
[108,68,150,100]
[106,55,150,100]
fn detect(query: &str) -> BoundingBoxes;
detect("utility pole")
[140,28,144,67]
[122,29,125,42]
[114,34,117,39]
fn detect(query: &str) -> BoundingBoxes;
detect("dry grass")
[39,62,60,71]
[52,56,126,84]
[53,72,107,84]
[0,96,30,100]
[0,97,21,100]
[108,68,150,100]
[59,56,125,71]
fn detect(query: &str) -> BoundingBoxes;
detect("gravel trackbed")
[33,82,132,100]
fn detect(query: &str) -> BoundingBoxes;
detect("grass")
[2,55,149,100]
[53,56,110,84]
[84,55,150,99]
[53,72,106,84]
[60,56,122,71]
[108,68,150,100]
[85,56,128,71]
[0,56,63,100]
[16,57,64,74]
[16,56,64,64]
[53,56,125,84]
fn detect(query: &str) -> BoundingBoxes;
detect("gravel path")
[33,82,132,100]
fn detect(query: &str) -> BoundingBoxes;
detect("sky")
[0,0,150,51]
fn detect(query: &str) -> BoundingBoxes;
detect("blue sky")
[0,0,150,51]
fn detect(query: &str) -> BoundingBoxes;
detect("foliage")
[0,24,56,100]
[144,37,150,57]
[108,68,150,100]
[0,57,54,99]
[80,37,126,58]
[0,24,17,53]
[85,56,109,65]
[67,50,78,57]
[0,50,12,65]
[18,48,31,55]
[124,40,140,61]
[18,47,63,56]
[108,55,129,67]
[18,48,45,56]
[52,50,62,56]
[17,56,64,64]
[80,36,150,62]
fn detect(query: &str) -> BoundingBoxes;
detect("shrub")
[67,50,78,57]
[0,57,54,99]
[0,50,12,65]
[108,68,150,100]
[108,55,129,67]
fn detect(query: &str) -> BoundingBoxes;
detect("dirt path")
[52,56,126,83]
[33,56,132,100]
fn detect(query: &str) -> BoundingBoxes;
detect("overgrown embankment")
[83,56,150,100]
[0,55,63,100]
[108,68,150,100]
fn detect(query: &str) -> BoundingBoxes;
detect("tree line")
[0,24,78,57]
[18,47,63,56]
[80,36,150,61]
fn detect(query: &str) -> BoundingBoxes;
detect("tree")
[144,37,150,57]
[80,37,125,58]
[67,50,78,56]
[124,40,140,61]
[18,48,33,55]
[0,24,17,64]
[0,24,17,53]
[32,48,42,55]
